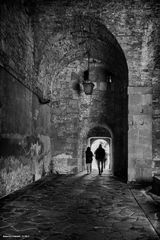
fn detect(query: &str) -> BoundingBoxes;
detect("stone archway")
[89,137,112,171]
[87,126,114,174]
[36,15,128,180]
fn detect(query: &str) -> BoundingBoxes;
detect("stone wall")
[128,87,152,182]
[0,1,51,197]
[0,67,51,197]
[0,0,160,187]
[152,4,160,176]
[0,1,34,89]
[40,55,128,178]
[31,0,160,181]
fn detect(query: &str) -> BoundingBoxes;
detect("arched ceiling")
[87,126,111,138]
[37,15,128,85]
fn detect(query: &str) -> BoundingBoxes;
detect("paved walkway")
[0,170,160,240]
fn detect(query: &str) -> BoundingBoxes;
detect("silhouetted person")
[95,144,106,175]
[85,147,93,174]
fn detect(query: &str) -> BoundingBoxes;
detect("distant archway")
[90,137,112,171]
[87,126,113,174]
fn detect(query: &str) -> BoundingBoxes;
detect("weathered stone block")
[129,94,142,106]
[142,105,152,114]
[128,87,152,95]
[142,94,152,105]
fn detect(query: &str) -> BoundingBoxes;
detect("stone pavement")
[0,170,160,240]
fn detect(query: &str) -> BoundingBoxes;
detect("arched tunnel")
[1,1,160,239]
[1,0,157,195]
[37,16,128,180]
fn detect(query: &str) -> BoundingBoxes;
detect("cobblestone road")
[0,170,160,240]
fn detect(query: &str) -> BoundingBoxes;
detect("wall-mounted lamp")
[82,51,95,95]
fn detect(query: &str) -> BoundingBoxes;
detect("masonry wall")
[32,0,160,181]
[0,1,34,87]
[0,67,51,197]
[0,0,160,191]
[0,2,51,197]
[48,62,127,177]
[152,5,160,176]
